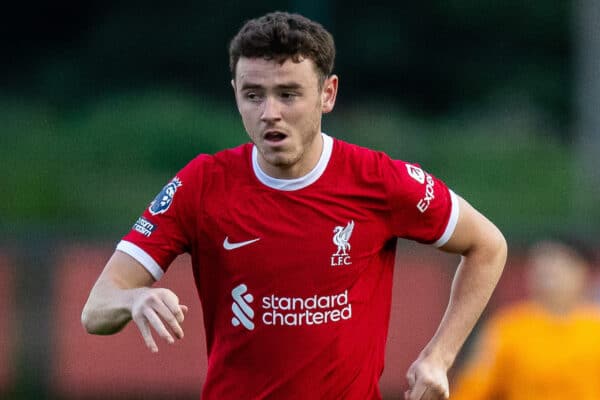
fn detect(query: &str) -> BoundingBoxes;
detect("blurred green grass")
[2,91,593,240]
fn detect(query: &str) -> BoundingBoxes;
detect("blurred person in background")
[81,11,506,400]
[452,239,600,400]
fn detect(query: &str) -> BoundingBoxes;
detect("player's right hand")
[130,287,188,353]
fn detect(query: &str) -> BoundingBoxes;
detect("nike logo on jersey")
[223,237,260,250]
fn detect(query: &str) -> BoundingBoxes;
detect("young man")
[82,11,506,400]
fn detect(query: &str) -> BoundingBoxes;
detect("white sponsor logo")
[406,164,425,184]
[223,237,260,250]
[231,284,255,330]
[262,290,352,326]
[132,217,155,237]
[416,174,436,213]
[331,221,354,266]
[231,284,353,329]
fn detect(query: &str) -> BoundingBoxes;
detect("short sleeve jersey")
[118,134,459,400]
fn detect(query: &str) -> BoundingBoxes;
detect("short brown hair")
[229,11,335,86]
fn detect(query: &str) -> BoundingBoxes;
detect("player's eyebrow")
[239,82,304,91]
[275,82,303,90]
[240,82,263,91]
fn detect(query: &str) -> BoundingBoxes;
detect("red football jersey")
[119,134,459,399]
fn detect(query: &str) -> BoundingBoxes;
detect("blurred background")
[1,0,599,398]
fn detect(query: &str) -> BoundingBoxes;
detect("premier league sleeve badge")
[149,177,182,215]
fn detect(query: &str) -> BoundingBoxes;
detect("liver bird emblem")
[333,221,354,256]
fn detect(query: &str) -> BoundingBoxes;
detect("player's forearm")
[81,280,143,335]
[421,228,507,369]
[82,251,158,335]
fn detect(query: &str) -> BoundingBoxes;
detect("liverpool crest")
[331,220,354,266]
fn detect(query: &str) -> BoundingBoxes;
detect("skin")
[81,55,507,400]
[527,242,589,315]
[232,56,338,179]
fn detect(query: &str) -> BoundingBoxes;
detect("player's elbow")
[81,272,133,335]
[489,225,508,267]
[463,221,507,272]
[81,302,102,334]
[81,300,123,335]
[475,223,508,279]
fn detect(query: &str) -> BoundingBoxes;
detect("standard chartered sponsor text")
[261,290,352,326]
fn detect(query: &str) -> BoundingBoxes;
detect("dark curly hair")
[229,11,335,87]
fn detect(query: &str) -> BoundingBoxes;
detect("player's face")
[233,56,338,179]
[528,248,588,312]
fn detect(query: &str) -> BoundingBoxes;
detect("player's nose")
[260,96,282,122]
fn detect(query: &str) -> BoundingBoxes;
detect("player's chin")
[265,154,293,168]
[264,150,301,168]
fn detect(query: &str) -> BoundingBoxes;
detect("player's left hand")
[404,355,450,400]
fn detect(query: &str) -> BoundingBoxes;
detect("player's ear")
[321,74,338,114]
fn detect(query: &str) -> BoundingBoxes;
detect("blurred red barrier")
[0,251,16,395]
[51,244,206,399]
[485,255,528,313]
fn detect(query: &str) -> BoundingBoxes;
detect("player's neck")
[258,133,324,180]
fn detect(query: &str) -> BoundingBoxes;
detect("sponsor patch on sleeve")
[416,173,436,213]
[149,177,182,215]
[406,164,425,184]
[133,216,156,237]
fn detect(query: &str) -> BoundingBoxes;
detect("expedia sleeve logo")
[149,177,182,215]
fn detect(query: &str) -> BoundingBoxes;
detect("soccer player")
[81,11,507,400]
[451,240,600,400]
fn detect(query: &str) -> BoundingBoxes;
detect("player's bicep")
[440,196,505,256]
[98,250,156,290]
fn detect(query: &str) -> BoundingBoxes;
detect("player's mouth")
[263,130,288,144]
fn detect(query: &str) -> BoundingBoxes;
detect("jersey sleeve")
[383,157,459,247]
[116,156,204,280]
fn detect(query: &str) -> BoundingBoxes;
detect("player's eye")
[279,92,300,103]
[245,92,262,101]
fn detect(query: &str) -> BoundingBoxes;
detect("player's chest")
[198,188,391,279]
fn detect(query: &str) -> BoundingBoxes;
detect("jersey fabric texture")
[118,133,459,399]
[452,301,600,400]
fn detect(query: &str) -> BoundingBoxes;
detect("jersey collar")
[252,133,333,191]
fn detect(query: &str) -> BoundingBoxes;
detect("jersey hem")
[116,240,164,280]
[433,190,460,248]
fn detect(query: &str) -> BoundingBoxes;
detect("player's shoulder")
[332,137,402,173]
[170,143,252,196]
[213,142,253,163]
[574,303,600,323]
[333,137,390,162]
[485,301,550,337]
[184,143,252,173]
[332,137,425,184]
[493,301,539,321]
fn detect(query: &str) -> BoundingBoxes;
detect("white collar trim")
[252,133,333,191]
